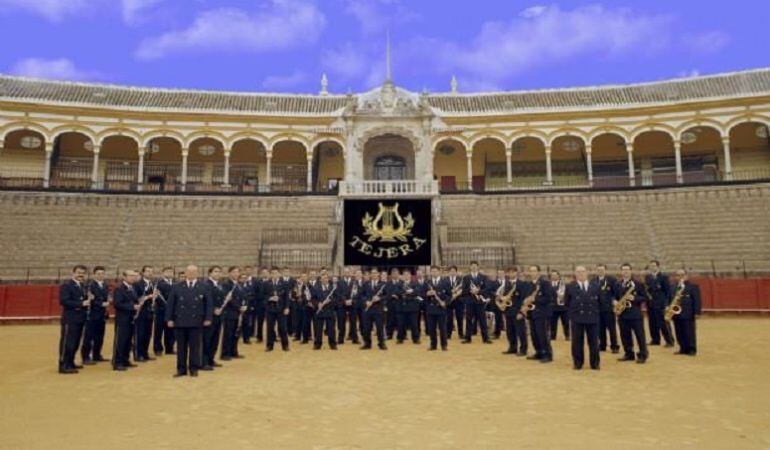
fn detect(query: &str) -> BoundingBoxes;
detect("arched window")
[374,154,406,180]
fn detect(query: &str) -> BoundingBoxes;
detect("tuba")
[613,282,636,316]
[665,286,684,322]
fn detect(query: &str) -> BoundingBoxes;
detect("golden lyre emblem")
[362,202,414,243]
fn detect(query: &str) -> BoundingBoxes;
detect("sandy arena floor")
[0,317,769,450]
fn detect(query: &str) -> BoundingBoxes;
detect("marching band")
[57,260,702,376]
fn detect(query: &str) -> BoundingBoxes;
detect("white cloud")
[121,0,163,24]
[677,69,701,78]
[343,0,418,35]
[681,31,730,54]
[321,43,370,80]
[134,0,326,60]
[519,5,547,19]
[261,70,308,90]
[0,0,96,22]
[10,58,100,81]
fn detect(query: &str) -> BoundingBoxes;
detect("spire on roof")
[320,73,328,96]
[385,29,392,85]
[451,75,458,93]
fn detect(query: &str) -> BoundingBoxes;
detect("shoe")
[573,365,582,370]
[93,356,107,362]
[618,355,635,362]
[428,347,437,351]
[266,347,274,352]
[648,342,660,346]
[154,351,163,357]
[173,372,187,378]
[591,366,600,371]
[378,344,388,350]
[256,338,264,343]
[201,365,214,371]
[599,348,607,352]
[636,358,647,364]
[221,356,232,361]
[337,340,345,345]
[611,348,620,354]
[330,345,338,350]
[441,347,448,351]
[243,340,252,345]
[166,351,176,355]
[516,351,527,357]
[526,355,541,360]
[397,339,404,344]
[483,340,493,344]
[73,364,84,369]
[59,367,78,374]
[126,362,138,368]
[82,360,96,366]
[352,340,360,344]
[360,344,372,350]
[540,357,553,363]
[461,339,472,344]
[282,346,290,352]
[135,358,146,363]
[112,366,127,372]
[664,343,674,348]
[502,349,516,355]
[212,362,223,367]
[190,371,198,377]
[313,345,321,350]
[233,355,244,359]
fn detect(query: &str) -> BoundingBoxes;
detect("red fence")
[0,277,768,320]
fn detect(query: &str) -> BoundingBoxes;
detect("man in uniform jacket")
[615,263,649,364]
[240,266,258,344]
[265,267,290,351]
[293,274,313,344]
[384,268,402,339]
[58,265,91,374]
[166,265,212,377]
[526,265,555,362]
[361,270,387,350]
[202,266,225,369]
[154,267,176,356]
[220,266,247,360]
[398,270,422,344]
[593,264,620,353]
[254,268,270,343]
[462,261,491,344]
[565,266,601,370]
[336,268,353,345]
[132,266,157,362]
[81,266,110,364]
[485,270,505,340]
[671,269,701,356]
[501,267,529,356]
[549,271,570,341]
[311,273,338,349]
[347,270,364,344]
[282,268,297,337]
[445,266,464,340]
[112,270,140,371]
[645,260,675,347]
[426,266,448,351]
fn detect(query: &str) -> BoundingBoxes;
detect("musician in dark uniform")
[281,267,297,337]
[311,273,338,350]
[526,265,554,362]
[462,261,492,344]
[265,267,290,351]
[220,266,246,360]
[336,267,352,345]
[112,270,140,371]
[361,270,387,350]
[166,265,212,377]
[399,270,422,344]
[240,266,257,344]
[254,267,270,343]
[348,269,364,344]
[565,266,600,370]
[593,264,620,353]
[202,266,225,369]
[671,269,701,356]
[549,270,570,341]
[645,260,675,347]
[81,266,110,365]
[293,273,313,344]
[445,266,464,340]
[426,266,448,351]
[133,266,157,362]
[486,269,505,340]
[501,267,528,356]
[58,265,91,374]
[153,267,176,356]
[385,268,401,340]
[615,263,649,363]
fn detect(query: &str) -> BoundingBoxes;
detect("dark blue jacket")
[566,281,600,324]
[165,280,213,328]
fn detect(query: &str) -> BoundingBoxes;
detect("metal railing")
[339,180,439,197]
[446,226,515,243]
[261,228,328,244]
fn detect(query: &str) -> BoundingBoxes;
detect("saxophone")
[613,281,636,316]
[449,281,462,303]
[519,283,539,316]
[665,286,684,322]
[495,281,516,311]
[555,281,566,306]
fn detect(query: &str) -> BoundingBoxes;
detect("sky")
[0,0,767,94]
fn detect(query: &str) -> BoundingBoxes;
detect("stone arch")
[676,119,725,139]
[311,138,345,191]
[546,128,588,147]
[183,130,227,149]
[269,134,311,153]
[508,129,547,147]
[97,128,141,147]
[0,122,50,143]
[433,137,468,191]
[587,126,630,144]
[141,129,185,148]
[468,130,508,150]
[50,124,97,144]
[362,133,416,180]
[629,123,676,143]
[228,131,270,149]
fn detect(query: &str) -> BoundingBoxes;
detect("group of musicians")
[57,260,701,376]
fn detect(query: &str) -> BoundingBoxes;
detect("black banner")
[344,199,432,267]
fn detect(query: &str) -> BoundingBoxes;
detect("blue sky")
[0,0,766,94]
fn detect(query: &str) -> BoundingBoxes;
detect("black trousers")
[464,302,489,342]
[221,318,238,358]
[299,308,313,342]
[490,308,503,337]
[288,302,300,336]
[314,315,336,347]
[202,316,222,365]
[648,308,674,345]
[386,306,398,338]
[153,311,175,354]
[571,322,600,369]
[254,307,266,340]
[397,311,420,342]
[598,310,620,351]
[348,308,360,341]
[426,313,447,349]
[81,318,106,361]
[174,327,202,374]
[673,317,697,354]
[133,314,153,359]
[241,309,256,343]
[266,310,289,349]
[530,316,552,358]
[504,314,527,352]
[550,310,570,340]
[619,318,648,359]
[447,301,464,338]
[58,320,84,370]
[362,310,385,346]
[112,319,133,368]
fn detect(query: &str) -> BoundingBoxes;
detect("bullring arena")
[2,54,770,449]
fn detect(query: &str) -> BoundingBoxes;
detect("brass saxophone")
[449,282,462,303]
[555,281,566,306]
[495,281,516,311]
[613,282,636,316]
[665,286,684,322]
[519,283,539,316]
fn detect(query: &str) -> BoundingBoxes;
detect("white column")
[91,145,101,189]
[137,148,146,191]
[505,147,513,187]
[181,148,189,191]
[544,145,553,185]
[465,150,473,190]
[266,150,273,191]
[721,136,733,181]
[674,140,683,184]
[43,142,53,188]
[306,153,313,192]
[626,142,636,187]
[585,144,594,187]
[223,149,231,186]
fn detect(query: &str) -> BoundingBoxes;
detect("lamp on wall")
[756,125,769,139]
[20,135,42,149]
[561,138,581,152]
[681,131,697,144]
[198,144,216,156]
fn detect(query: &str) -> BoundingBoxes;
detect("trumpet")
[495,281,516,311]
[665,286,684,322]
[519,283,539,316]
[613,282,636,316]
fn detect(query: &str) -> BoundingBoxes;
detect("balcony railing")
[338,180,439,197]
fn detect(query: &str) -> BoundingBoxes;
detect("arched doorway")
[363,133,415,180]
[373,154,407,180]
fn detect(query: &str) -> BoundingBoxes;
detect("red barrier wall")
[0,277,768,318]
